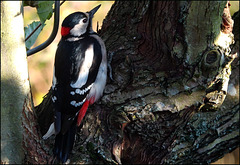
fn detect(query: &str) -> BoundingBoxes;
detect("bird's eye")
[83,18,87,23]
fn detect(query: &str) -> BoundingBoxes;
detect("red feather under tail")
[77,97,96,126]
[77,100,90,126]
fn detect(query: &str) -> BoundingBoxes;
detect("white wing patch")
[70,98,86,107]
[70,84,93,96]
[70,44,94,88]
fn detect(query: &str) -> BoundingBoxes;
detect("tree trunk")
[30,1,239,164]
[1,1,30,164]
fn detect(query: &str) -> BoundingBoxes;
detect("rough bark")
[1,1,30,164]
[30,1,239,164]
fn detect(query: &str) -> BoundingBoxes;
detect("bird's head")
[61,4,101,38]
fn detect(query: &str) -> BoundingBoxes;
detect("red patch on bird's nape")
[61,27,71,36]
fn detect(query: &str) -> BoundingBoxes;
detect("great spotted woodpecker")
[42,5,107,163]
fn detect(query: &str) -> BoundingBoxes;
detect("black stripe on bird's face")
[61,12,89,37]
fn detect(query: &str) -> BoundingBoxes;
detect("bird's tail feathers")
[54,123,76,163]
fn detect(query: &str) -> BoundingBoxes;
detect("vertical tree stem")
[1,1,30,163]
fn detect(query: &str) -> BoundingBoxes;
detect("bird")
[42,4,107,163]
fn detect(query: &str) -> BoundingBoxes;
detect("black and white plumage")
[42,5,107,163]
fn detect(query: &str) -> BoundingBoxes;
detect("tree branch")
[24,1,239,164]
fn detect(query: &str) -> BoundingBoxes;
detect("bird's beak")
[88,4,101,18]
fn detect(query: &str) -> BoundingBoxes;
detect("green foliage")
[24,1,54,50]
[37,1,54,24]
[24,21,45,50]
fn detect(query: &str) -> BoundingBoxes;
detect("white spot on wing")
[52,96,57,103]
[75,89,81,94]
[70,44,94,88]
[70,98,86,107]
[74,84,93,96]
[70,100,76,106]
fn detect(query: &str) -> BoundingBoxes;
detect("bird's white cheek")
[70,22,88,37]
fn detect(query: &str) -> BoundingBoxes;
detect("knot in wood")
[201,47,223,78]
[205,50,220,64]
